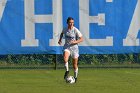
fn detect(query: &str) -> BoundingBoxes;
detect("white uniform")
[62,27,82,58]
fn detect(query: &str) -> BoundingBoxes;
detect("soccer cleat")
[64,71,69,79]
[74,78,77,83]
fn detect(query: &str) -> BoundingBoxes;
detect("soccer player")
[58,17,83,83]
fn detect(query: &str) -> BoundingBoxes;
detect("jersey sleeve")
[74,27,82,37]
[62,27,67,34]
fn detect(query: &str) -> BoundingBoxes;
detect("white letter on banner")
[0,0,7,21]
[49,0,63,46]
[22,0,62,46]
[79,0,113,46]
[22,0,39,46]
[106,0,113,2]
[123,0,140,46]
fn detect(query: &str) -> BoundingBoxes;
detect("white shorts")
[64,49,79,58]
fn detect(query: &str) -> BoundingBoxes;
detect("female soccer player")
[58,17,83,83]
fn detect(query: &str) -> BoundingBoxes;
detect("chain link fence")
[0,54,140,69]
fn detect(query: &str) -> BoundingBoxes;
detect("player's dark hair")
[67,17,74,24]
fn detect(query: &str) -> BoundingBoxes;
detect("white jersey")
[62,26,82,48]
[62,27,82,58]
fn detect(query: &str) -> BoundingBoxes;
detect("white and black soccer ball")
[66,76,75,84]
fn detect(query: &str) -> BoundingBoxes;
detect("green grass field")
[0,69,140,93]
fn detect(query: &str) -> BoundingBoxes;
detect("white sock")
[74,68,78,78]
[64,62,69,71]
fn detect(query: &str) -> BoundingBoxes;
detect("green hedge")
[0,54,139,66]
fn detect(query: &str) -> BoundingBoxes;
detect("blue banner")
[0,0,140,54]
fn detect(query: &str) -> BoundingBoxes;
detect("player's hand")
[70,40,77,45]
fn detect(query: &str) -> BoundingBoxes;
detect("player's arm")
[58,32,63,45]
[71,36,83,44]
[71,28,83,44]
[75,36,83,43]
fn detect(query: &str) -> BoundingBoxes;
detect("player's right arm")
[58,32,63,45]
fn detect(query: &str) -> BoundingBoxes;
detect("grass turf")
[0,69,140,93]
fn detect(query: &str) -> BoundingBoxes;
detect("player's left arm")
[72,36,83,44]
[71,28,83,44]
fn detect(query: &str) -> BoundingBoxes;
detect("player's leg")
[72,57,78,83]
[71,47,79,83]
[63,49,70,79]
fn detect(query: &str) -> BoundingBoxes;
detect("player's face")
[68,20,74,27]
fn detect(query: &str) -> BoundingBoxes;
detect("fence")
[0,54,140,69]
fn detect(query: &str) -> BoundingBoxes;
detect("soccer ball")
[66,76,75,84]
